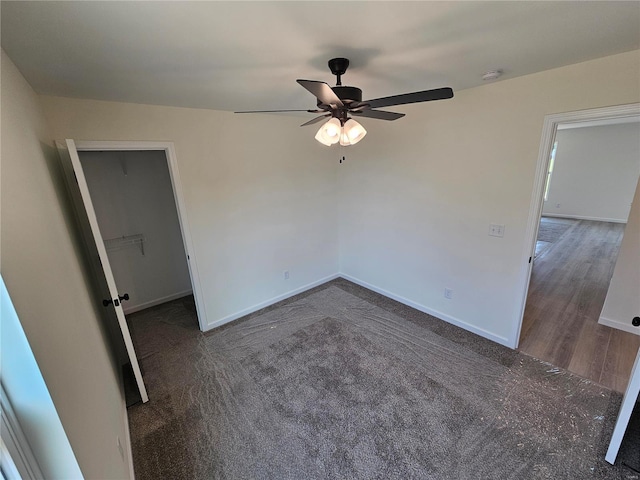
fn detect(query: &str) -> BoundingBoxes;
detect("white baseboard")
[599,316,640,336]
[123,289,193,315]
[122,401,136,480]
[204,274,340,331]
[339,273,512,348]
[542,213,627,224]
[202,272,512,347]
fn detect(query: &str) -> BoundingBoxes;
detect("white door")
[57,139,148,403]
[606,347,640,463]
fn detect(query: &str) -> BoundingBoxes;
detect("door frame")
[74,140,208,332]
[511,103,640,347]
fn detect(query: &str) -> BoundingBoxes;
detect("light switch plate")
[489,224,505,237]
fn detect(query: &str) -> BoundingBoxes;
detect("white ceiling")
[2,1,639,113]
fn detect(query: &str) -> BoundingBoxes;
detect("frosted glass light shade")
[339,131,350,146]
[315,118,341,146]
[341,119,367,146]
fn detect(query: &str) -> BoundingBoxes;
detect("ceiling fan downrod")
[328,57,349,86]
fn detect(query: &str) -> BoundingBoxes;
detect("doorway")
[78,149,200,403]
[515,104,640,392]
[78,150,194,314]
[74,141,206,331]
[62,140,206,404]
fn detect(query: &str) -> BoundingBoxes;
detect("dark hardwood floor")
[518,217,640,393]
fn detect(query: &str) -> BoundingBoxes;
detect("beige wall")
[600,176,640,334]
[41,96,340,330]
[1,51,132,477]
[338,50,640,346]
[37,50,640,350]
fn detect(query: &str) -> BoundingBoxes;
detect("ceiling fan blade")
[359,87,454,109]
[235,109,322,113]
[297,80,344,108]
[351,110,405,121]
[300,114,331,127]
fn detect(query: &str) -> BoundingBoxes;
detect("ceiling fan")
[236,58,454,146]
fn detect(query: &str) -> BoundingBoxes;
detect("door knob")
[103,293,130,307]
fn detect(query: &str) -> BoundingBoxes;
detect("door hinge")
[529,256,532,264]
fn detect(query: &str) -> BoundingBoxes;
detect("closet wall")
[80,150,192,313]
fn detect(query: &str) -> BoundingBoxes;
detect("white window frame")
[1,383,44,479]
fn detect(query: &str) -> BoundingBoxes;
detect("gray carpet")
[127,280,639,479]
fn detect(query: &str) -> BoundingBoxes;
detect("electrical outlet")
[284,271,290,280]
[444,288,453,299]
[489,224,505,237]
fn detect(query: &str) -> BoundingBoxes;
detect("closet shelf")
[104,234,145,256]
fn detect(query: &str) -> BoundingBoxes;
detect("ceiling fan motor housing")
[317,86,363,111]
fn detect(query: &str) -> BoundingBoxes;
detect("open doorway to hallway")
[518,119,640,392]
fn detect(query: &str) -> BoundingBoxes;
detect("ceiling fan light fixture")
[339,130,350,147]
[341,118,367,146]
[238,58,453,148]
[315,117,341,146]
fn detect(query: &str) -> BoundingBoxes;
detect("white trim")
[73,140,208,332]
[340,274,511,348]
[512,103,640,348]
[121,402,135,480]
[542,213,627,224]
[0,384,44,480]
[599,316,640,336]
[1,438,22,480]
[204,272,510,347]
[204,274,340,331]
[74,141,172,152]
[123,290,193,315]
[557,115,640,130]
[606,347,640,463]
